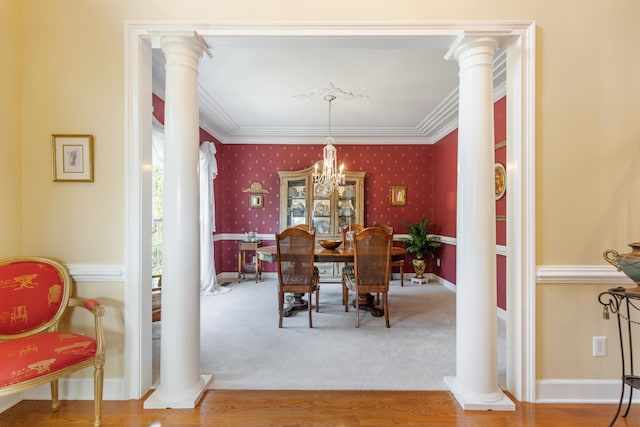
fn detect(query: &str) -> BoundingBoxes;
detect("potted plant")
[399,217,441,279]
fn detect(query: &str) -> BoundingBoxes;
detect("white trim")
[65,264,124,282]
[504,22,537,403]
[536,379,638,404]
[124,19,536,405]
[124,24,154,399]
[0,395,22,413]
[537,265,630,284]
[21,378,126,401]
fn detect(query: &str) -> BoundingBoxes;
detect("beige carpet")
[151,279,505,390]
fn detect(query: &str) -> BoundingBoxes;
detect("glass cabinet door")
[279,166,364,240]
[285,179,308,228]
[312,183,333,236]
[337,180,358,233]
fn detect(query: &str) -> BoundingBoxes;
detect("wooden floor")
[1,390,638,426]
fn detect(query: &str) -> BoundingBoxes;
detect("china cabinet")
[278,165,365,281]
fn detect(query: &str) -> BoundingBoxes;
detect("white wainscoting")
[47,259,632,404]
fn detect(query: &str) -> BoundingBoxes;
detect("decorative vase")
[413,256,426,279]
[603,242,640,291]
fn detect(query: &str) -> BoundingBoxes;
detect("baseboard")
[0,394,23,413]
[21,378,127,401]
[536,379,638,403]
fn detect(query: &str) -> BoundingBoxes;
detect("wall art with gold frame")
[495,163,506,200]
[389,186,406,206]
[52,134,94,182]
[243,181,269,209]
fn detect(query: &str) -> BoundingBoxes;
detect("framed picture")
[495,163,506,200]
[389,186,406,206]
[249,194,263,208]
[52,134,94,182]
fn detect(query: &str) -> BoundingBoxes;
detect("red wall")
[430,96,507,310]
[153,93,507,309]
[215,144,434,273]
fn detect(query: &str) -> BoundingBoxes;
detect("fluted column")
[144,35,211,409]
[444,37,514,410]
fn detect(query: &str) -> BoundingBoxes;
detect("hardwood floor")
[1,390,636,426]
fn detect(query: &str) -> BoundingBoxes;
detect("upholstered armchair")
[0,257,105,426]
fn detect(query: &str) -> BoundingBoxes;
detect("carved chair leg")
[94,363,104,426]
[384,292,390,328]
[400,266,404,286]
[50,379,60,412]
[315,288,319,313]
[278,291,284,328]
[308,291,313,328]
[342,275,349,312]
[355,293,360,328]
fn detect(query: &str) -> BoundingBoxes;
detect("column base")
[144,374,212,409]
[444,376,515,411]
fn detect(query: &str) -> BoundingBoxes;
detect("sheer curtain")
[199,141,228,295]
[151,117,165,278]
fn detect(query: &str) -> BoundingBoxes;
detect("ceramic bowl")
[319,240,342,250]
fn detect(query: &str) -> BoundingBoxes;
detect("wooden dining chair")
[344,227,393,327]
[375,223,405,286]
[341,224,365,308]
[293,224,313,231]
[276,227,320,328]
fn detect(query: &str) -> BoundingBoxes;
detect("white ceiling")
[152,35,506,145]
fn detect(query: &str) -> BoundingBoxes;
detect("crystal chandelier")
[312,94,345,194]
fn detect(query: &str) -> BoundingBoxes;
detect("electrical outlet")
[593,336,606,357]
[436,258,441,267]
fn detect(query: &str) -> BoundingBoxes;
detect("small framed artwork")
[249,194,264,208]
[495,163,506,200]
[389,186,406,206]
[52,134,94,182]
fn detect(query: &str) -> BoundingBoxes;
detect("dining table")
[257,245,407,317]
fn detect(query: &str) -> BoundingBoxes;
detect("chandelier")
[312,94,345,194]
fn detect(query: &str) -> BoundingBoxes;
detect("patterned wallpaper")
[215,144,434,273]
[430,96,508,309]
[153,93,507,308]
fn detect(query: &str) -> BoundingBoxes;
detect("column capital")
[160,33,211,67]
[445,36,498,66]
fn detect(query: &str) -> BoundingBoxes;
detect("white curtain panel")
[199,141,227,295]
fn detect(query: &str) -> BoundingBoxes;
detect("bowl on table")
[319,240,342,250]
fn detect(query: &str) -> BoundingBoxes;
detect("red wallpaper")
[215,144,434,273]
[495,96,507,246]
[432,129,458,238]
[153,93,507,309]
[430,96,507,309]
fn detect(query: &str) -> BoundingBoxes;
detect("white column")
[444,37,515,410]
[144,35,211,409]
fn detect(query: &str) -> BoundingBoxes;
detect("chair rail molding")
[65,263,124,282]
[536,265,630,284]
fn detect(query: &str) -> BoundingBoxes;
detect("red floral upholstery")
[0,332,96,387]
[0,257,105,426]
[0,260,69,336]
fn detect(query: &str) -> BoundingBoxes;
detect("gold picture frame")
[389,186,406,206]
[495,163,506,200]
[249,194,264,208]
[52,134,94,182]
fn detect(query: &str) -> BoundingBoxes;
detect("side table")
[238,240,262,283]
[598,286,640,426]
